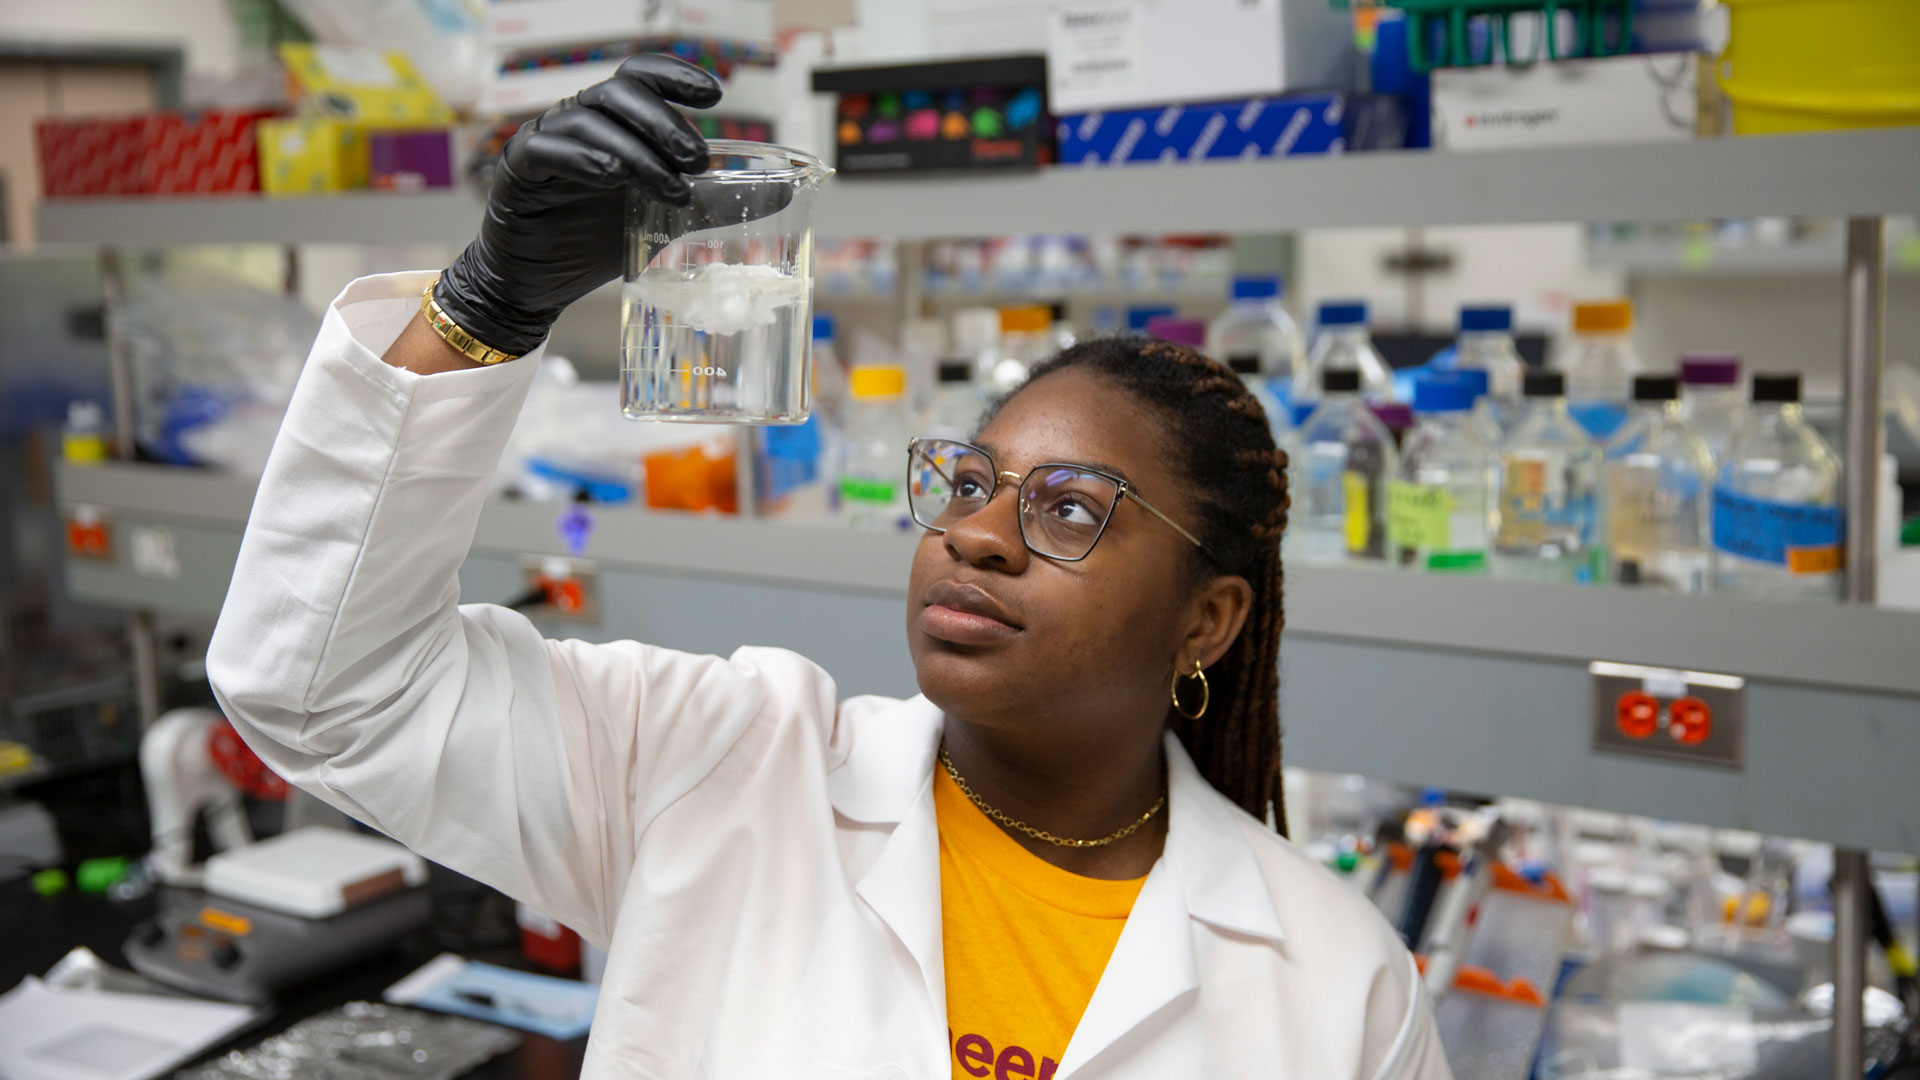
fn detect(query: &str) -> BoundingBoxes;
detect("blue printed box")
[1056,93,1406,166]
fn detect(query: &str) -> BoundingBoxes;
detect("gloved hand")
[434,54,721,358]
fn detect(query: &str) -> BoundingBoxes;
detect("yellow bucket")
[1718,0,1920,134]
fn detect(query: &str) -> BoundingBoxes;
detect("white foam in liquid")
[626,263,808,337]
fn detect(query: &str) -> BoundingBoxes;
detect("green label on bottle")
[839,477,897,504]
[1387,480,1452,552]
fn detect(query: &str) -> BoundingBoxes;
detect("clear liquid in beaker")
[620,263,812,424]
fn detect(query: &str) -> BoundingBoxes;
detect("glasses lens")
[1020,466,1121,559]
[909,440,995,530]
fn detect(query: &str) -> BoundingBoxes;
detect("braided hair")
[986,335,1291,836]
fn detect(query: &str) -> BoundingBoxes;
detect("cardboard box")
[1056,93,1407,166]
[814,56,1050,174]
[280,44,454,127]
[481,46,778,117]
[370,129,454,191]
[258,117,370,196]
[1431,53,1698,150]
[930,0,1354,114]
[36,110,276,197]
[485,0,774,50]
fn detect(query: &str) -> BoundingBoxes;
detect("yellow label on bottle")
[1387,481,1451,552]
[1343,471,1371,554]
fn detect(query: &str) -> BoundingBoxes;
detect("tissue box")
[1056,93,1407,166]
[485,0,774,50]
[258,117,370,195]
[36,109,276,196]
[280,44,453,127]
[370,129,454,191]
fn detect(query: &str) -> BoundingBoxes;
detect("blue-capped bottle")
[1295,299,1394,419]
[1208,275,1305,411]
[1392,373,1491,573]
[1492,370,1603,583]
[1711,373,1842,602]
[1439,304,1526,439]
[1604,374,1713,593]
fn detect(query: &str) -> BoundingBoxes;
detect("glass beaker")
[621,140,833,424]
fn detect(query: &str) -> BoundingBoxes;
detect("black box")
[812,55,1050,175]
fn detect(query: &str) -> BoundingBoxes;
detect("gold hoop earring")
[1171,664,1209,720]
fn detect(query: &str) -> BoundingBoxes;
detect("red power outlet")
[1615,691,1660,740]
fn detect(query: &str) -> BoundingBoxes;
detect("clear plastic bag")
[177,1001,520,1080]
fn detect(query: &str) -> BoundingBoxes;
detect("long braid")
[988,336,1292,835]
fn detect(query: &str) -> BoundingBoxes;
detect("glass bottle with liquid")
[1561,300,1641,441]
[838,366,912,532]
[1677,352,1744,464]
[1392,373,1491,573]
[1292,368,1397,565]
[1296,300,1394,411]
[1711,373,1843,602]
[1603,374,1714,593]
[1207,275,1305,393]
[1492,370,1604,583]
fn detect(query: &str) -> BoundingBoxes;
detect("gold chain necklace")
[938,745,1165,849]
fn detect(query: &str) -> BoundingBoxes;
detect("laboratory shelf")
[56,462,1920,854]
[1587,237,1920,276]
[36,128,1920,246]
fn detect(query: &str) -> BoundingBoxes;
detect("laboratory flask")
[621,140,833,423]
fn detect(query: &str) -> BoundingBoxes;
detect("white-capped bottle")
[1208,275,1305,402]
[1677,352,1745,464]
[1561,300,1642,442]
[1296,299,1394,410]
[1604,374,1714,593]
[1392,373,1492,573]
[922,359,981,441]
[1711,373,1843,602]
[838,366,912,533]
[1292,368,1398,565]
[1492,370,1604,583]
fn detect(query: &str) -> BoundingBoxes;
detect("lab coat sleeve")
[1368,953,1454,1080]
[207,271,839,948]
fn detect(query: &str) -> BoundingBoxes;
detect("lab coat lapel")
[1055,735,1289,1078]
[830,697,948,1020]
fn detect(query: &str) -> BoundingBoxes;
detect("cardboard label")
[1388,481,1451,551]
[1711,487,1842,572]
[1050,5,1145,106]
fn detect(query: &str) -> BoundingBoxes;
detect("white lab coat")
[208,272,1453,1080]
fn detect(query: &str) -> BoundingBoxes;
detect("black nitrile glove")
[434,54,721,358]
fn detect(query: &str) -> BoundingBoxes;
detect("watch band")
[420,276,521,366]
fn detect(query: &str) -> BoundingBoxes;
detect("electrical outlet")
[1590,661,1744,769]
[518,555,600,623]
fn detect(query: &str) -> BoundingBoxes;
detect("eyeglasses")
[907,437,1214,563]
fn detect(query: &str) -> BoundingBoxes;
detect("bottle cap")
[1679,352,1741,386]
[1458,304,1512,333]
[1047,300,1069,322]
[1572,300,1632,334]
[1317,300,1368,327]
[1145,316,1207,348]
[1227,353,1260,376]
[1452,368,1492,398]
[1413,372,1477,413]
[937,360,973,384]
[1750,372,1801,403]
[1523,370,1565,398]
[849,366,906,400]
[1321,368,1362,394]
[1369,402,1414,432]
[1231,275,1281,301]
[952,307,1001,351]
[1632,374,1679,402]
[999,305,1050,334]
[812,313,835,342]
[1125,305,1176,332]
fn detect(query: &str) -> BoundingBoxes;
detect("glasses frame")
[906,436,1216,564]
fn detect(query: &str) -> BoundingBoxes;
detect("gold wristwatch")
[420,275,521,366]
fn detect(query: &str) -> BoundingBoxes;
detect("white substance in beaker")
[625,263,809,336]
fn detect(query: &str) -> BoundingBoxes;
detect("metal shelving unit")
[37,128,1920,244]
[41,129,1920,1077]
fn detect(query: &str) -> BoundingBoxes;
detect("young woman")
[209,55,1449,1080]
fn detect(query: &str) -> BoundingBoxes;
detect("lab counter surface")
[0,872,588,1077]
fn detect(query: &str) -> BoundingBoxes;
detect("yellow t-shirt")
[934,765,1148,1080]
